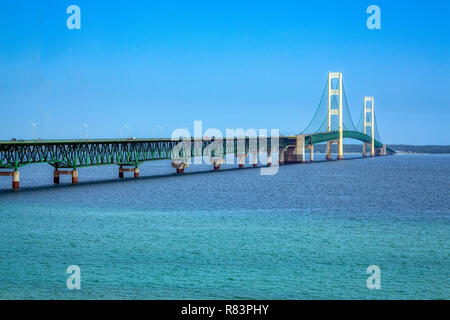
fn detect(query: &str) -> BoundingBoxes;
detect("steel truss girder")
[0,138,274,169]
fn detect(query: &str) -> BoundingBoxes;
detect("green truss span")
[0,138,274,170]
[305,131,383,148]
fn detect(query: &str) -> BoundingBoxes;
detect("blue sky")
[0,0,449,144]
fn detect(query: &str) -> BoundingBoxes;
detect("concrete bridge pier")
[54,169,60,184]
[362,142,375,157]
[210,157,224,171]
[307,145,314,162]
[375,144,387,156]
[117,166,139,178]
[283,135,306,164]
[172,161,189,174]
[0,170,20,190]
[326,141,342,160]
[326,141,333,160]
[236,154,246,168]
[252,152,258,167]
[279,147,287,165]
[12,170,19,190]
[52,170,78,184]
[72,170,78,184]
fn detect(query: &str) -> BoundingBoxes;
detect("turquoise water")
[0,154,449,299]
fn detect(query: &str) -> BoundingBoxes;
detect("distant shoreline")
[313,144,450,154]
[387,144,450,154]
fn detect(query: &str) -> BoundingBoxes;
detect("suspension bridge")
[0,72,394,190]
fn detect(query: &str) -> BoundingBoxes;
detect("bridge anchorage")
[0,72,394,190]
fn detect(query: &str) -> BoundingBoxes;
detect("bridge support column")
[279,148,286,165]
[267,153,272,167]
[172,161,189,174]
[338,72,344,160]
[296,135,306,163]
[237,154,246,168]
[284,135,306,164]
[375,144,387,157]
[117,166,139,178]
[12,170,19,190]
[252,152,258,167]
[282,136,306,164]
[0,171,19,190]
[54,170,78,184]
[362,143,367,157]
[54,170,60,184]
[337,139,344,160]
[326,142,333,160]
[307,145,314,162]
[210,157,224,171]
[72,170,78,184]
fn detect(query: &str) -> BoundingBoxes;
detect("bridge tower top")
[327,71,344,159]
[364,96,375,156]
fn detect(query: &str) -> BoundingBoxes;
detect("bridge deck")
[0,131,392,189]
[0,131,391,170]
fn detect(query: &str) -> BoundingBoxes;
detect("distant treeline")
[312,144,450,154]
[387,145,450,154]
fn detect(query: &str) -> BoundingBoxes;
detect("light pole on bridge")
[29,122,39,140]
[153,125,163,138]
[123,124,130,139]
[81,124,88,140]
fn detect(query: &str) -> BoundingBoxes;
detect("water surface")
[0,154,449,299]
